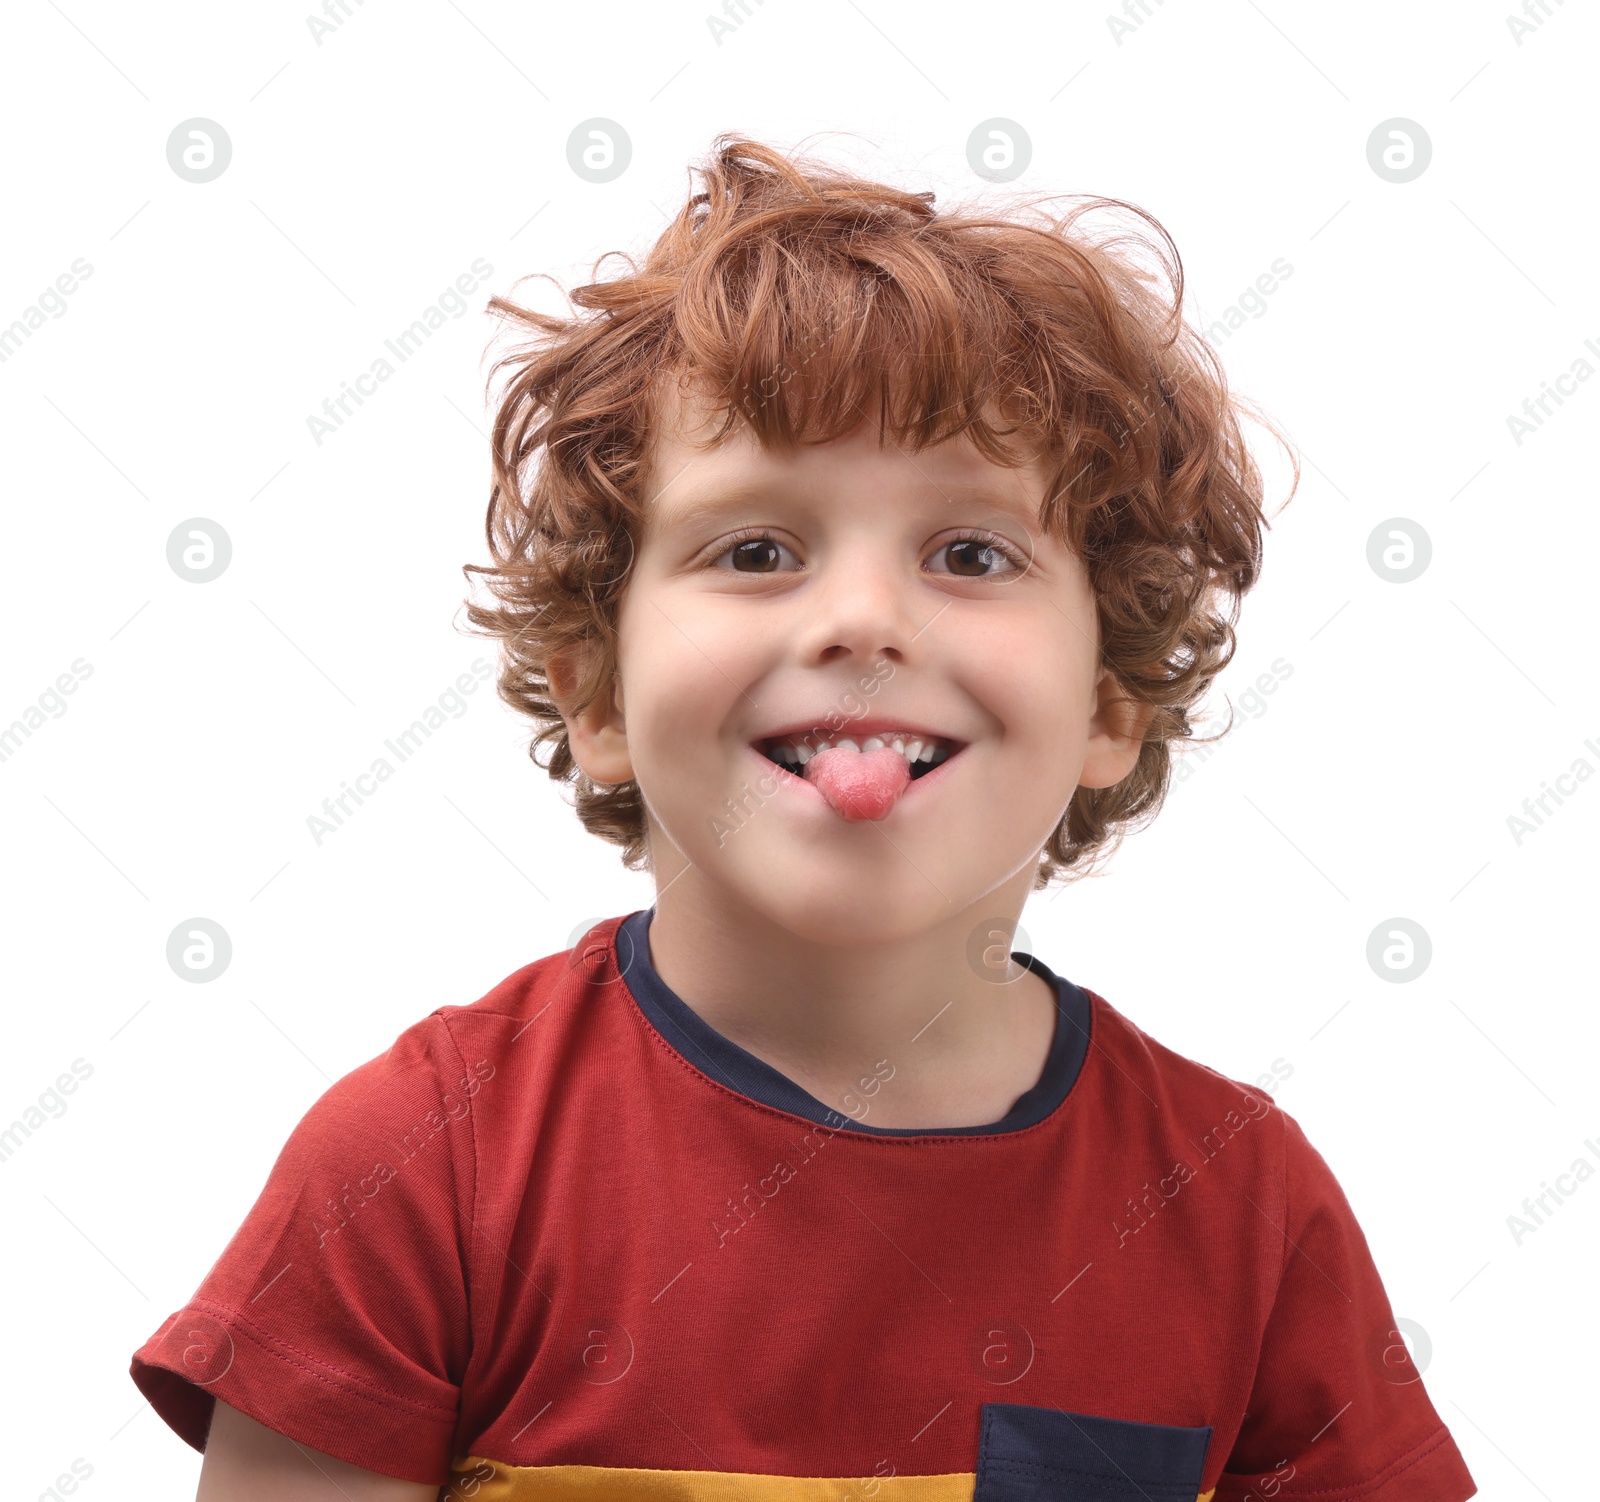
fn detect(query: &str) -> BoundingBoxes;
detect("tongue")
[803,746,912,821]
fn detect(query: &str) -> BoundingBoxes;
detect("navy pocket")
[973,1402,1212,1502]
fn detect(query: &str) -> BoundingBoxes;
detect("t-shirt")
[131,909,1477,1501]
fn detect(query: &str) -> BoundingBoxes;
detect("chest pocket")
[973,1402,1212,1502]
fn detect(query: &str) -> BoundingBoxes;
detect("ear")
[547,646,635,786]
[1078,666,1157,790]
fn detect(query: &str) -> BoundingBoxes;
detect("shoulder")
[420,914,633,1083]
[271,918,628,1184]
[1073,988,1301,1215]
[1080,987,1285,1123]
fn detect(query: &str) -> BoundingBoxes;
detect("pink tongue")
[803,746,911,821]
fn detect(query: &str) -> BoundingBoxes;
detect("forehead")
[640,373,1052,522]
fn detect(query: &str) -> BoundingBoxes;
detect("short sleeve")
[1215,1109,1476,1502]
[129,1011,480,1485]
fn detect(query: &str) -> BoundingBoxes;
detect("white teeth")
[762,732,951,766]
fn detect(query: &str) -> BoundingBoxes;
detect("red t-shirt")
[131,909,1475,1501]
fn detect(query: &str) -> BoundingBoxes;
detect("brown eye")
[709,533,799,572]
[933,536,1021,577]
[730,537,782,571]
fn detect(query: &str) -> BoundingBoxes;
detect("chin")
[732,868,970,950]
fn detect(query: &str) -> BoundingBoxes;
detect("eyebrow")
[650,475,1045,533]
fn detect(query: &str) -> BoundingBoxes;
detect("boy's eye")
[711,533,797,572]
[703,529,1026,577]
[927,533,1026,578]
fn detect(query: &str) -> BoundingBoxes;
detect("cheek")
[951,610,1094,761]
[616,594,754,777]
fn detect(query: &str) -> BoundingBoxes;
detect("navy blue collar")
[615,907,1091,1137]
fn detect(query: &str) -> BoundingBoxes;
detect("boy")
[132,136,1477,1501]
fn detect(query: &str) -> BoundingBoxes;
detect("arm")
[196,1400,442,1501]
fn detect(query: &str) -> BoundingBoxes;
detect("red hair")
[464,134,1291,885]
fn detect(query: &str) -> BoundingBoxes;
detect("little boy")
[133,136,1477,1502]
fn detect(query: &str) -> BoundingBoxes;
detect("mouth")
[752,727,966,782]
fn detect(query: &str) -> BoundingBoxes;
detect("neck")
[642,859,1057,1129]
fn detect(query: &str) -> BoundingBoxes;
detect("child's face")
[559,379,1147,943]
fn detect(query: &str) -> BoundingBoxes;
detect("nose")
[790,539,919,672]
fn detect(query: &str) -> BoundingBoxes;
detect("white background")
[1,1,1595,1496]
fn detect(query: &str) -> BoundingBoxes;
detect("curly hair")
[463,133,1291,888]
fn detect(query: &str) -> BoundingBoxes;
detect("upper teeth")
[765,734,948,767]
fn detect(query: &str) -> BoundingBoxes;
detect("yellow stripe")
[450,1458,1218,1502]
[449,1459,970,1500]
